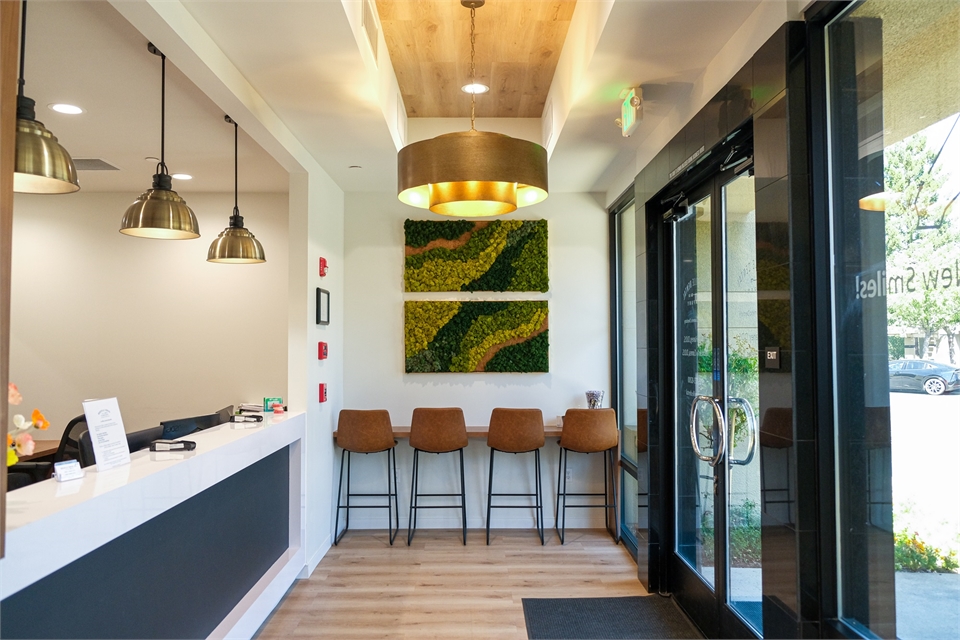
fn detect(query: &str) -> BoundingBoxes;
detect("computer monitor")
[127,425,164,453]
[160,413,219,440]
[213,405,234,427]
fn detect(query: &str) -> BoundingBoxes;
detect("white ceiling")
[550,0,763,194]
[28,0,768,198]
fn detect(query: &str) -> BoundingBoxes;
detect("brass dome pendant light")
[14,0,79,194]
[397,0,548,217]
[207,116,266,264]
[120,43,199,239]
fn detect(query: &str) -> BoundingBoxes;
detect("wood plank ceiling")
[376,0,576,118]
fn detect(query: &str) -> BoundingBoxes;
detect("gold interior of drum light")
[429,181,517,217]
[859,191,900,211]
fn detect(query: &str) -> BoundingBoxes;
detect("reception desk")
[0,412,305,640]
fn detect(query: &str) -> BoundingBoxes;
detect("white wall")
[341,191,614,531]
[9,191,288,439]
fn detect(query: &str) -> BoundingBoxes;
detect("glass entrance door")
[671,171,763,638]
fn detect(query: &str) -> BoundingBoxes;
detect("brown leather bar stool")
[335,410,399,545]
[485,408,545,545]
[555,408,620,544]
[407,407,469,546]
[759,407,793,518]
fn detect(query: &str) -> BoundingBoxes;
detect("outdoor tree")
[883,130,960,361]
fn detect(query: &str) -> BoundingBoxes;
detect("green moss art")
[404,301,549,373]
[404,219,548,292]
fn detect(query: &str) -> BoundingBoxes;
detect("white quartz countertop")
[1,411,306,600]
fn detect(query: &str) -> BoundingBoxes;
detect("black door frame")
[647,125,757,639]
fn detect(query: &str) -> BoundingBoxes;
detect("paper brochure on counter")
[82,397,131,471]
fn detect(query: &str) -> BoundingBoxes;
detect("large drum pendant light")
[397,0,548,217]
[207,116,265,264]
[14,0,79,194]
[120,43,199,239]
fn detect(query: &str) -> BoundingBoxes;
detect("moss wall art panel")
[405,300,549,373]
[404,219,548,292]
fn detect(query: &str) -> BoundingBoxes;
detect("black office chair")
[7,415,89,489]
[54,415,88,463]
[7,471,36,490]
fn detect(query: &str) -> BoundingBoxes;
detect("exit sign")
[621,87,642,137]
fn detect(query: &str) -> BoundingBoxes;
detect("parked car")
[888,359,960,395]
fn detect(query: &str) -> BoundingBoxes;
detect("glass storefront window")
[827,2,960,638]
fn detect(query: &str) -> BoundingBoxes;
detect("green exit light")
[621,87,641,137]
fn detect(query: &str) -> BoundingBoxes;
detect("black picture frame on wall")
[316,288,330,325]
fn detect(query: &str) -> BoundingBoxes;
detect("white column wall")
[289,171,345,573]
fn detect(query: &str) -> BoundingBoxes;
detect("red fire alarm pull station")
[318,342,328,360]
[319,383,327,402]
[318,257,328,277]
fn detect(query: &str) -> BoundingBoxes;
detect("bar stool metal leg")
[487,448,545,545]
[555,445,563,540]
[486,448,495,545]
[337,448,398,546]
[390,447,400,544]
[407,448,420,546]
[535,448,544,544]
[334,448,347,545]
[556,447,568,544]
[459,448,467,545]
[407,448,468,546]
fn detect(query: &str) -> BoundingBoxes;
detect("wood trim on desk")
[333,425,564,439]
[16,440,58,462]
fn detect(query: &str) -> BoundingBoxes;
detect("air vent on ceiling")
[362,0,379,66]
[73,158,119,171]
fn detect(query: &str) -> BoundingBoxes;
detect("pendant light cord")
[225,115,242,227]
[17,0,26,99]
[233,118,239,216]
[469,5,476,131]
[159,52,167,176]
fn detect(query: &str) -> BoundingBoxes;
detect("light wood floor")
[255,529,647,639]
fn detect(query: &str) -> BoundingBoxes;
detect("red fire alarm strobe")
[319,383,327,403]
[318,257,328,277]
[318,341,328,360]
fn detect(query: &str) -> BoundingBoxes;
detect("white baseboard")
[301,534,331,578]
[209,545,305,640]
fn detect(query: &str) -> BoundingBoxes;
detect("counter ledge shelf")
[1,411,306,640]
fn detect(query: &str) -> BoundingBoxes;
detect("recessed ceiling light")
[348,165,362,169]
[171,173,192,180]
[48,103,83,115]
[461,83,489,94]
